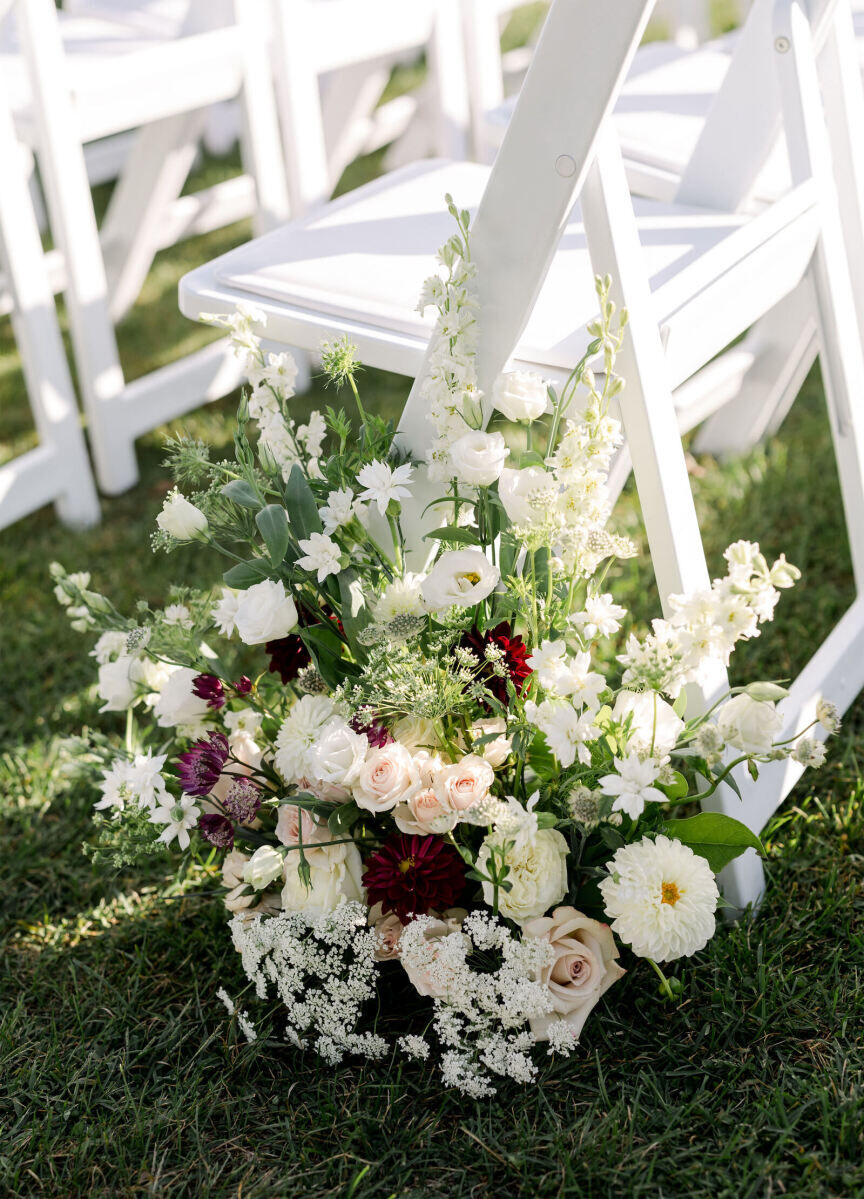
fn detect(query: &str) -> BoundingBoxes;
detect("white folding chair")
[0,76,99,531]
[179,0,864,910]
[6,0,289,496]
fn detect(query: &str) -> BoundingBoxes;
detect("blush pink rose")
[352,743,420,813]
[275,802,332,856]
[433,754,494,814]
[401,909,469,998]
[393,787,458,836]
[522,905,626,1042]
[368,902,405,961]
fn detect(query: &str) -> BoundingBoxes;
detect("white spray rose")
[421,550,500,611]
[156,489,208,541]
[477,827,569,923]
[449,431,509,486]
[306,719,368,788]
[498,466,554,525]
[611,691,685,757]
[244,845,286,890]
[152,666,210,730]
[233,579,298,645]
[492,370,549,422]
[716,693,783,754]
[280,842,365,916]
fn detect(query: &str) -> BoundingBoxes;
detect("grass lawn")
[2,19,864,1197]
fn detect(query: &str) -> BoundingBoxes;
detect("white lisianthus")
[149,794,201,851]
[449,431,509,486]
[280,841,365,917]
[244,844,286,890]
[716,693,783,754]
[274,694,337,782]
[498,466,555,525]
[212,588,240,637]
[296,532,343,582]
[611,691,685,757]
[233,579,298,645]
[156,490,208,541]
[598,754,666,820]
[421,549,500,610]
[97,655,145,711]
[356,460,413,515]
[152,666,210,732]
[599,835,719,961]
[492,370,549,422]
[476,827,569,923]
[306,719,368,787]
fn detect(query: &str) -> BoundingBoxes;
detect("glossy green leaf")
[661,812,764,873]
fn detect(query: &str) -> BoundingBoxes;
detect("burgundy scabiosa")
[362,834,465,922]
[222,777,262,824]
[198,813,234,849]
[192,673,225,710]
[177,731,229,796]
[460,621,532,707]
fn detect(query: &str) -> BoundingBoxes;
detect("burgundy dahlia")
[362,834,465,922]
[198,813,234,849]
[265,634,311,684]
[192,673,225,710]
[222,777,262,824]
[460,621,532,707]
[177,731,229,796]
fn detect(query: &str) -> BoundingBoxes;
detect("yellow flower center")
[661,881,681,906]
[462,572,481,585]
[398,857,416,874]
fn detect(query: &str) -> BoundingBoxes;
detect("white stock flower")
[716,694,783,755]
[477,827,569,923]
[530,701,599,768]
[244,844,285,890]
[274,695,337,782]
[498,466,555,525]
[356,460,414,515]
[90,631,129,665]
[599,835,719,961]
[156,490,208,541]
[152,666,210,731]
[421,549,499,610]
[163,604,192,627]
[449,430,509,486]
[306,719,368,787]
[570,593,627,639]
[598,754,666,820]
[298,410,326,456]
[319,488,356,534]
[280,842,365,916]
[491,370,549,422]
[149,794,201,851]
[233,580,298,645]
[296,532,342,582]
[247,349,298,396]
[611,691,685,757]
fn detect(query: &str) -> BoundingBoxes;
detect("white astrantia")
[791,737,827,768]
[233,579,298,645]
[421,549,499,611]
[356,460,413,515]
[296,532,343,582]
[274,694,337,782]
[599,835,719,962]
[149,794,201,850]
[598,754,666,820]
[449,430,509,486]
[156,490,209,541]
[491,370,549,422]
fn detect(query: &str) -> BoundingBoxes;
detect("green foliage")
[661,811,765,873]
[82,805,170,871]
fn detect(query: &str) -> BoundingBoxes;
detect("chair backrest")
[399,0,656,453]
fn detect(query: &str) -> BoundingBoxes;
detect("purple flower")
[349,711,392,748]
[223,778,262,824]
[234,676,253,696]
[192,673,225,711]
[177,731,230,796]
[198,813,234,849]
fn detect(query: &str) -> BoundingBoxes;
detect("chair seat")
[180,157,818,389]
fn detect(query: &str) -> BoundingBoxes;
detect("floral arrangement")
[54,200,838,1096]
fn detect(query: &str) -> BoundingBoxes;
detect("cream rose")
[280,841,365,917]
[392,715,441,751]
[401,909,469,998]
[522,906,626,1041]
[352,743,420,813]
[477,828,569,923]
[368,902,405,961]
[716,693,783,754]
[498,466,554,526]
[449,430,509,486]
[433,754,494,815]
[612,690,685,757]
[233,579,298,645]
[421,549,500,611]
[492,370,549,422]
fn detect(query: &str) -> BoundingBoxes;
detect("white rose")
[152,666,210,730]
[716,693,783,754]
[97,655,145,711]
[477,827,569,923]
[612,691,685,757]
[306,719,368,787]
[280,842,365,917]
[449,430,509,486]
[433,754,494,815]
[233,579,298,645]
[498,466,554,526]
[421,549,500,611]
[243,844,285,890]
[156,489,209,541]
[470,718,512,768]
[492,370,549,422]
[352,743,420,813]
[392,715,441,751]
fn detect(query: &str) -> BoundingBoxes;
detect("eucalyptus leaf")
[661,812,764,873]
[284,463,323,539]
[222,560,273,589]
[256,504,291,566]
[221,479,261,509]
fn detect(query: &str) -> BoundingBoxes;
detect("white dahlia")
[274,694,337,782]
[599,835,718,962]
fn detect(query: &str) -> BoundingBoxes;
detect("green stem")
[646,957,676,1001]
